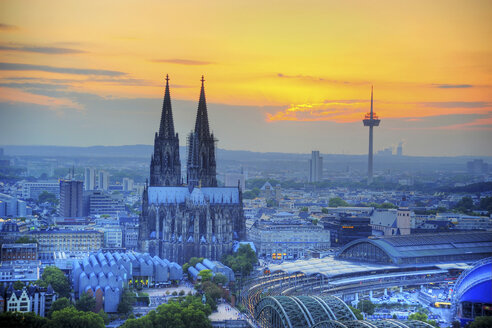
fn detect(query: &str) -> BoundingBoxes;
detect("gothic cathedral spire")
[150,75,181,187]
[159,74,175,138]
[194,75,210,138]
[187,76,217,189]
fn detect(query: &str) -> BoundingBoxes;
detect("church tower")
[150,75,181,186]
[187,76,217,188]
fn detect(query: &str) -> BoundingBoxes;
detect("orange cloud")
[0,87,83,111]
[266,101,367,123]
[267,100,492,123]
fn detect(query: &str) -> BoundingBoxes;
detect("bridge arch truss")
[254,295,434,328]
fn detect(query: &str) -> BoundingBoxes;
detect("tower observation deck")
[363,86,380,184]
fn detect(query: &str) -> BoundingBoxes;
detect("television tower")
[363,86,380,184]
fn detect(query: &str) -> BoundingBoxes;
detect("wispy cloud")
[0,43,86,54]
[151,58,214,66]
[421,101,490,108]
[276,73,367,85]
[436,115,492,131]
[85,76,154,86]
[432,83,473,89]
[0,62,125,76]
[0,75,157,92]
[0,87,83,111]
[0,82,69,92]
[0,23,19,31]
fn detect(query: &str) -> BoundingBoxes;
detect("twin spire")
[159,75,175,139]
[158,75,212,141]
[153,75,217,188]
[195,75,211,139]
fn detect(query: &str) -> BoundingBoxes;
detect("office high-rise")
[58,180,83,217]
[309,151,323,183]
[98,170,109,191]
[397,142,403,156]
[122,178,134,192]
[84,168,96,191]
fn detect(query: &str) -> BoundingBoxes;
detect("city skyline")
[1,0,491,156]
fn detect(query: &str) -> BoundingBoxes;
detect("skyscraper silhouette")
[309,151,323,183]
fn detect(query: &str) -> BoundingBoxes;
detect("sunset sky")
[1,0,491,156]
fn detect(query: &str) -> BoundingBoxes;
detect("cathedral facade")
[139,76,245,264]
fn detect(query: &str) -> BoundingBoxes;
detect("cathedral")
[138,75,246,264]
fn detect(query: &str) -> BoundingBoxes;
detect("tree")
[451,321,461,328]
[13,280,24,290]
[181,306,210,328]
[329,197,349,207]
[41,266,71,298]
[479,196,492,213]
[201,281,224,301]
[407,312,438,328]
[212,273,228,285]
[0,311,49,328]
[51,306,104,328]
[118,288,135,316]
[182,263,191,275]
[38,191,58,205]
[470,316,492,328]
[75,292,96,312]
[379,202,398,209]
[198,269,213,282]
[121,295,212,328]
[223,243,257,276]
[189,257,204,267]
[300,206,308,212]
[251,188,261,198]
[242,191,257,199]
[48,297,71,317]
[357,300,375,315]
[348,306,363,320]
[454,196,474,212]
[408,312,428,322]
[321,208,329,214]
[15,236,38,244]
[98,309,109,325]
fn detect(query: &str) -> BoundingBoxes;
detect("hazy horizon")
[1,1,491,156]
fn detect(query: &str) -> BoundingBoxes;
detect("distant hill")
[0,145,315,160]
[443,182,492,193]
[0,145,154,158]
[1,145,490,173]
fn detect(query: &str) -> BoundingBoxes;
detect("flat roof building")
[1,243,37,262]
[248,219,330,260]
[30,229,103,253]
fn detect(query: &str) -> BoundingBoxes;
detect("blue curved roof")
[337,232,492,264]
[456,259,492,303]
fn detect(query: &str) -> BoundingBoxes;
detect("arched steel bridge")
[243,269,455,317]
[254,295,434,328]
